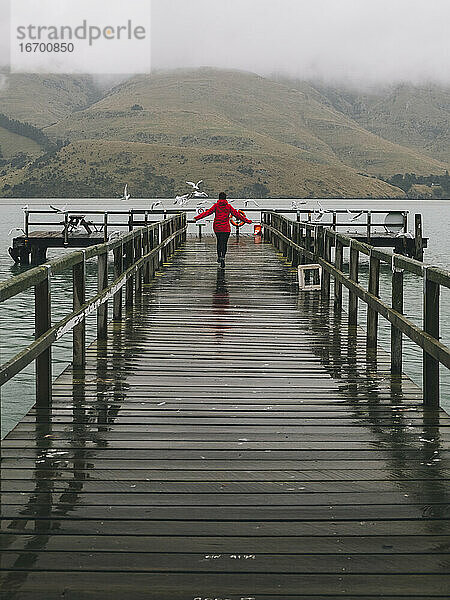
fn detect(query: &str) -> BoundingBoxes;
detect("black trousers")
[215,231,230,258]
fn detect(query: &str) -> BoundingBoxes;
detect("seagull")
[312,211,325,222]
[193,190,208,198]
[350,211,364,222]
[291,200,307,209]
[395,231,414,239]
[175,193,190,205]
[196,200,209,208]
[21,204,28,211]
[49,204,68,213]
[108,231,121,241]
[8,227,26,236]
[244,199,260,207]
[120,184,131,201]
[186,180,203,192]
[151,201,163,210]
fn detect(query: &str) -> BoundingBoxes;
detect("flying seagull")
[49,204,68,213]
[8,227,26,236]
[186,180,203,192]
[244,199,260,207]
[175,193,191,206]
[151,201,163,210]
[121,184,131,201]
[291,200,307,209]
[350,211,364,222]
[193,190,208,198]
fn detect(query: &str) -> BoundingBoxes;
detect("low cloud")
[151,0,450,87]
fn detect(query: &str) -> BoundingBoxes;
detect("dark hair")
[218,192,227,200]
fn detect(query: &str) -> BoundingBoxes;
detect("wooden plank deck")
[1,236,449,600]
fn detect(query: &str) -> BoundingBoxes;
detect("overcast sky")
[1,0,449,87]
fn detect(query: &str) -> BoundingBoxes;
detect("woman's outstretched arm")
[194,204,216,221]
[229,206,252,224]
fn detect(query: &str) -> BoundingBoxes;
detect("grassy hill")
[0,69,448,199]
[310,81,450,164]
[0,74,100,128]
[0,127,42,159]
[0,139,405,199]
[47,69,446,178]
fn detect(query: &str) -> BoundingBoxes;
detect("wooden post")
[334,239,343,308]
[73,254,86,368]
[391,257,404,374]
[367,251,380,349]
[113,244,123,320]
[349,244,359,326]
[63,213,69,246]
[24,210,29,236]
[125,237,134,308]
[103,212,108,242]
[322,231,331,299]
[35,266,52,406]
[414,214,424,261]
[332,211,337,231]
[136,231,143,295]
[97,251,108,340]
[423,269,440,407]
[143,227,151,285]
[292,222,299,267]
[128,210,133,232]
[366,211,371,244]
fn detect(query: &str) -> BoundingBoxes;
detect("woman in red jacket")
[194,192,252,268]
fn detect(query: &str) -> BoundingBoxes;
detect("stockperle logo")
[11,0,151,74]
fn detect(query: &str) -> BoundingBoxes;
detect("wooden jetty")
[9,206,427,265]
[0,212,449,599]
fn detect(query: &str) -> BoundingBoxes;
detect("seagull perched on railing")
[21,204,28,211]
[151,201,163,210]
[108,231,121,241]
[120,184,131,201]
[244,199,260,207]
[49,204,67,213]
[395,231,414,239]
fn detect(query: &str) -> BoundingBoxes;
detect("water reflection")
[212,268,230,340]
[295,287,450,532]
[0,315,137,595]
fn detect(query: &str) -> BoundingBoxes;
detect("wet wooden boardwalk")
[1,236,450,599]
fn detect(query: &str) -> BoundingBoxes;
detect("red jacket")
[194,199,252,233]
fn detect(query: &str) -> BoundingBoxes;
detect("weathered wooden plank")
[1,236,449,600]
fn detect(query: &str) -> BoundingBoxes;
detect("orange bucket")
[253,224,262,236]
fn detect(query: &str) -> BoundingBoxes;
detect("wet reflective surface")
[1,237,449,599]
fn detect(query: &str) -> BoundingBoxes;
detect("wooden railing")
[0,214,186,405]
[262,211,449,409]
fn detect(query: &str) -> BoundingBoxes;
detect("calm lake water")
[1,198,450,437]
